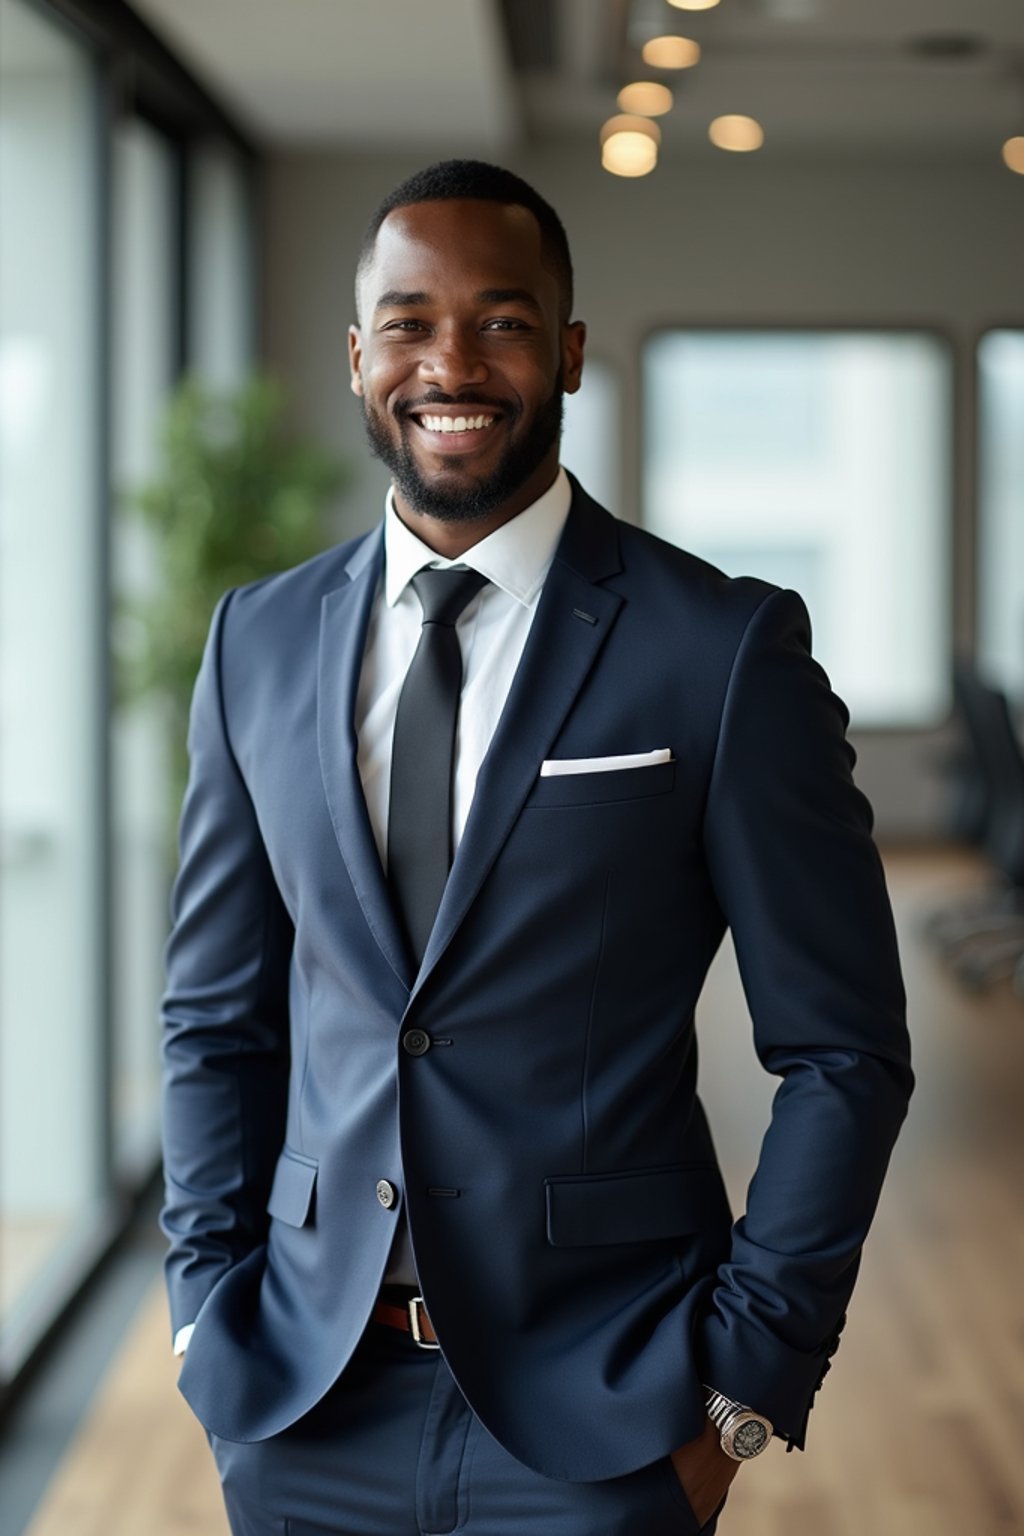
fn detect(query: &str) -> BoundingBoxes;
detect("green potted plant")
[116,370,348,847]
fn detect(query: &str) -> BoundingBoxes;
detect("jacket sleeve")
[159,588,293,1340]
[697,586,913,1450]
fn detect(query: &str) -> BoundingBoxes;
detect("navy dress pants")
[208,1321,728,1536]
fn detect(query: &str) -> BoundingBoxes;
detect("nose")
[419,322,489,394]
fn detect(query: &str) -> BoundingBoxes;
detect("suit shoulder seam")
[705,587,797,792]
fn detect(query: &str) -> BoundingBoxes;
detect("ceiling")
[127,0,1024,156]
[126,0,519,149]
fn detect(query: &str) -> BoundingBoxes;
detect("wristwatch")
[703,1386,773,1460]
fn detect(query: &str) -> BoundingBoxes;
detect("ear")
[348,324,364,397]
[561,320,586,396]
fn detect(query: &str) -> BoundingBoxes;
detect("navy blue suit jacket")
[160,476,912,1480]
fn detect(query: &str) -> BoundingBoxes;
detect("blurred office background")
[1,1,1022,1532]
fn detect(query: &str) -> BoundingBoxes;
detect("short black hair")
[355,159,574,322]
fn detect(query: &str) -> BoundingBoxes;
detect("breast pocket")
[526,759,676,809]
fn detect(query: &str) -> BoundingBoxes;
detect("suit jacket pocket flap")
[545,1163,725,1247]
[267,1147,318,1227]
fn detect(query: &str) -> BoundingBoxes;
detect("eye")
[483,317,530,331]
[383,319,427,333]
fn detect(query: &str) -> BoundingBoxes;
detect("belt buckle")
[407,1295,439,1350]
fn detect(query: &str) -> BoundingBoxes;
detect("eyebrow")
[374,287,543,314]
[375,289,430,311]
[475,288,543,313]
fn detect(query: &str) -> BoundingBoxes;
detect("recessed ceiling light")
[617,81,674,117]
[600,114,662,148]
[641,36,701,70]
[602,136,659,177]
[708,114,765,152]
[600,114,661,177]
[1002,136,1024,175]
[667,0,719,10]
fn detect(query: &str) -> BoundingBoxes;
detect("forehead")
[362,198,557,308]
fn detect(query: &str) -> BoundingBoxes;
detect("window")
[108,124,256,1181]
[0,0,257,1395]
[562,357,620,511]
[643,330,952,727]
[0,0,104,1371]
[189,140,256,387]
[978,330,1024,702]
[110,116,180,1177]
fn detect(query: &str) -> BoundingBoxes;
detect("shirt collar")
[383,467,572,610]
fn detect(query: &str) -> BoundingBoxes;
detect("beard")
[362,381,564,524]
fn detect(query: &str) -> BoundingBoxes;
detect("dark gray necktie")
[388,566,490,965]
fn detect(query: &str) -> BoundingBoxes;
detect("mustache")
[396,392,516,419]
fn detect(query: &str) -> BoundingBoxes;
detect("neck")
[392,462,560,559]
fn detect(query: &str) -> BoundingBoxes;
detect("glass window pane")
[562,358,620,512]
[188,140,255,388]
[0,0,103,1362]
[643,330,952,727]
[110,117,178,1177]
[978,330,1024,702]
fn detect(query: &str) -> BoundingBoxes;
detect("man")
[161,160,912,1536]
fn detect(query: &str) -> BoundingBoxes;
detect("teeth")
[419,414,495,434]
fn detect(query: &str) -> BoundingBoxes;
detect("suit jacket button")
[402,1029,431,1056]
[376,1179,397,1209]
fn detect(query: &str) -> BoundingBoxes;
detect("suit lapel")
[317,527,414,990]
[410,485,624,1001]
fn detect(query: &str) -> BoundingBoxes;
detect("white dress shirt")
[173,467,572,1350]
[356,466,571,871]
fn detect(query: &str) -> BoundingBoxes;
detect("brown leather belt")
[372,1294,439,1349]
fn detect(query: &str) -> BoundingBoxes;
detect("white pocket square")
[539,748,673,778]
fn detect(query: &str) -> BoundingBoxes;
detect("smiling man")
[353,187,581,550]
[161,161,912,1536]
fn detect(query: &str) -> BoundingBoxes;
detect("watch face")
[731,1418,770,1458]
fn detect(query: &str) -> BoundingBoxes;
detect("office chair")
[927,665,1024,990]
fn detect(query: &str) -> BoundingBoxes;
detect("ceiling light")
[602,137,659,177]
[600,114,661,178]
[667,0,719,9]
[708,114,765,152]
[617,81,674,117]
[641,36,701,70]
[1002,136,1024,175]
[600,114,662,148]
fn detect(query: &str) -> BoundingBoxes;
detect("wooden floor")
[24,848,1024,1536]
[0,1217,74,1323]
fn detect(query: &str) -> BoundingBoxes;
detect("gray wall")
[263,142,1024,837]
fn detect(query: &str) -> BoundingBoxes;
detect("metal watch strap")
[705,1387,745,1433]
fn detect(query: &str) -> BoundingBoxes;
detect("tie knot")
[411,566,489,627]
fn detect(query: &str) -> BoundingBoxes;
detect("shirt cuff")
[173,1322,196,1356]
